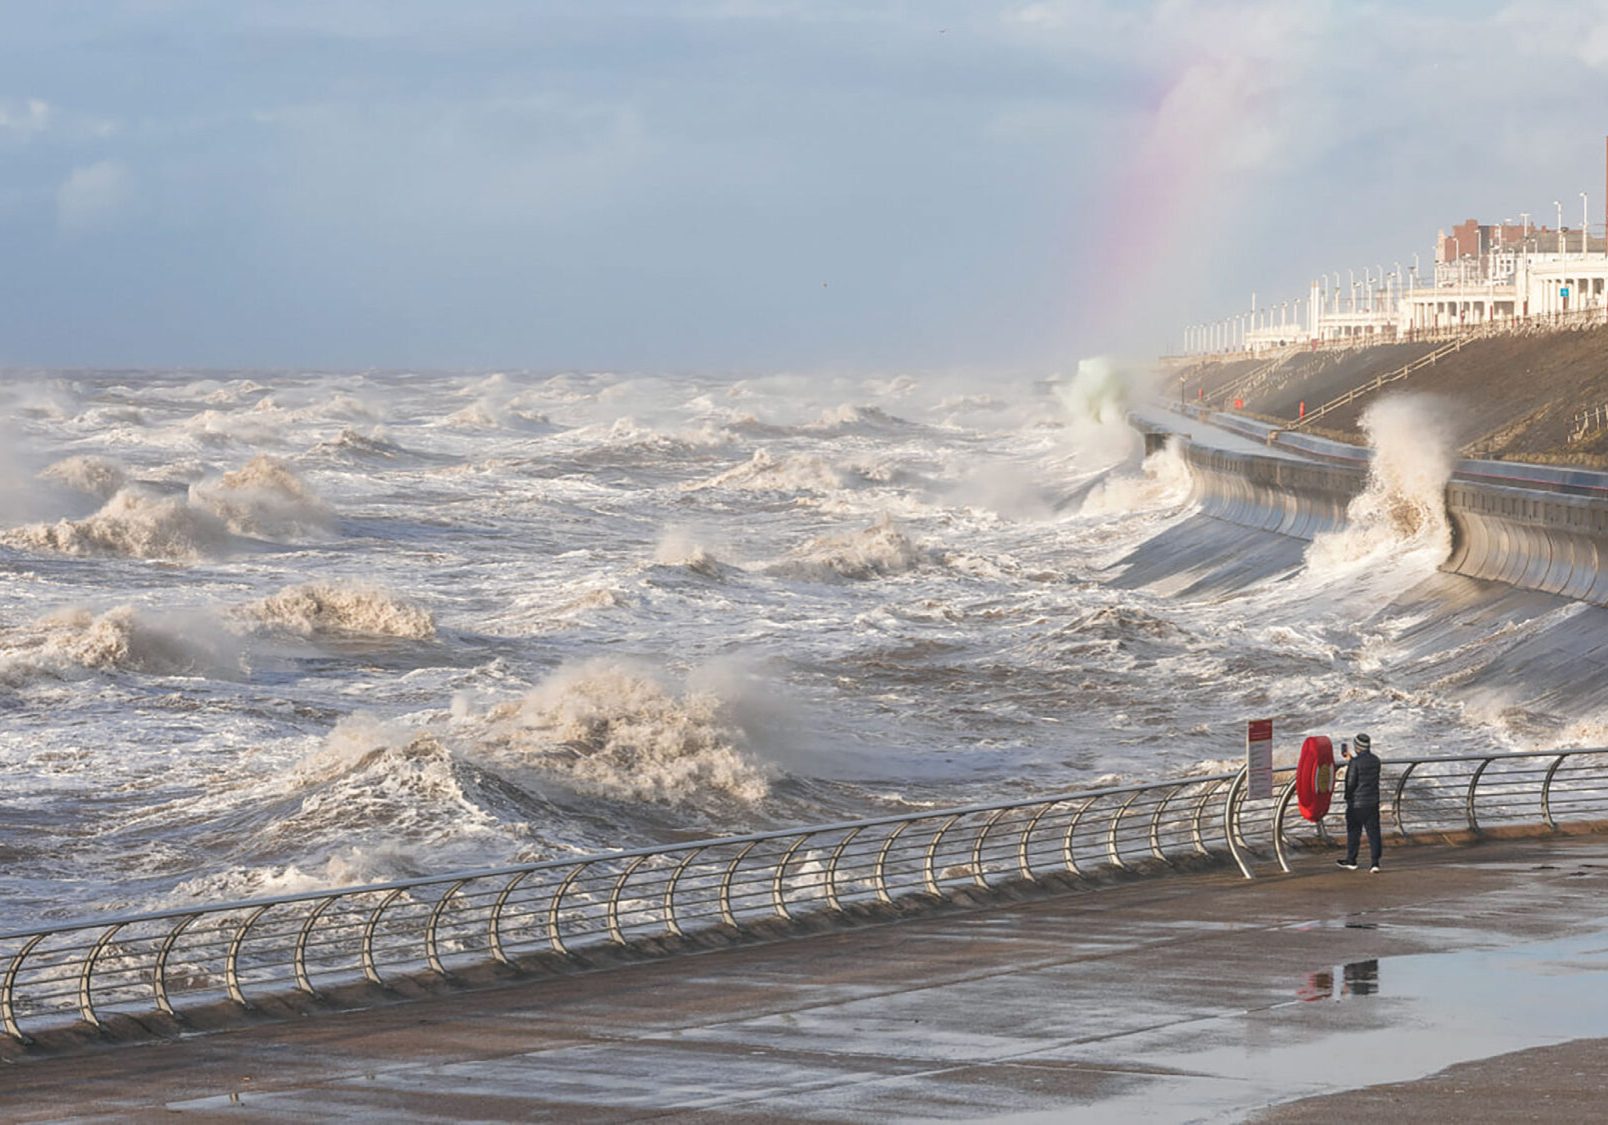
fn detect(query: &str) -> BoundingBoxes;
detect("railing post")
[771,835,811,921]
[1016,802,1057,882]
[719,842,759,927]
[78,923,125,1030]
[1106,789,1145,871]
[923,815,962,897]
[3,934,46,1043]
[971,808,1009,888]
[1466,758,1493,834]
[1149,785,1181,862]
[1386,760,1415,838]
[825,830,859,912]
[874,822,914,903]
[488,871,535,965]
[1223,769,1254,879]
[607,858,650,944]
[426,879,472,974]
[226,905,273,1007]
[547,864,589,956]
[294,897,338,995]
[1062,797,1097,876]
[154,913,201,1016]
[1191,778,1224,855]
[362,889,405,985]
[663,847,704,938]
[1272,775,1301,873]
[1541,753,1568,830]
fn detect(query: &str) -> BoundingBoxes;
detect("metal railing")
[1569,402,1608,443]
[1286,337,1465,430]
[4,748,1608,1044]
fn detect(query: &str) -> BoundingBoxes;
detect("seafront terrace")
[6,750,1608,1120]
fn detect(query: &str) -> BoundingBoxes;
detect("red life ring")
[1296,735,1335,821]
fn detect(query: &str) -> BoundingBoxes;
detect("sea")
[0,363,1597,931]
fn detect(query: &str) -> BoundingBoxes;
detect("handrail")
[1286,338,1463,430]
[4,747,1608,1042]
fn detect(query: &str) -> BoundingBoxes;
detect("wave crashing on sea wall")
[1306,395,1455,574]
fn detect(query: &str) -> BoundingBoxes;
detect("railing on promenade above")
[5,748,1608,1044]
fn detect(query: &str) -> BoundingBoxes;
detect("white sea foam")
[768,514,927,581]
[1306,395,1454,574]
[484,659,769,805]
[189,454,334,539]
[4,486,232,561]
[40,456,128,500]
[245,582,436,640]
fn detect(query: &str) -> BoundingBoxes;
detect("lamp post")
[1556,200,1564,251]
[1583,192,1590,253]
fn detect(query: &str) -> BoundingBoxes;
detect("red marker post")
[1246,718,1274,800]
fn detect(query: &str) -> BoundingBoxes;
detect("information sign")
[1246,718,1274,800]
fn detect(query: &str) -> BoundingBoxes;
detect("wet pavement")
[5,834,1608,1122]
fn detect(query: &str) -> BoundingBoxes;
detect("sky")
[2,0,1608,372]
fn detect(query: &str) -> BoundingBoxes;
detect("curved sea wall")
[1155,423,1608,605]
[1444,480,1608,603]
[1180,444,1365,540]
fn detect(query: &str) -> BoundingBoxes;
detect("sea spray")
[1079,435,1192,516]
[245,582,436,640]
[1306,395,1455,573]
[484,659,769,804]
[190,454,334,539]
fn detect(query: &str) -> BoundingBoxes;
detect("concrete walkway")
[6,835,1608,1122]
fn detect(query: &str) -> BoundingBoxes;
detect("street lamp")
[1556,200,1564,251]
[1583,192,1590,253]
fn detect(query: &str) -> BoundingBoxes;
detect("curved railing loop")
[825,830,860,912]
[771,835,811,922]
[1392,761,1417,839]
[1192,779,1225,854]
[971,808,1010,889]
[294,897,338,995]
[547,864,589,957]
[2,934,47,1043]
[488,870,536,966]
[607,858,650,945]
[426,879,474,975]
[1223,770,1252,879]
[1273,775,1302,874]
[1106,789,1146,871]
[226,904,274,1006]
[1542,753,1569,829]
[362,889,406,986]
[663,847,704,938]
[1016,801,1059,883]
[1062,797,1097,877]
[79,923,127,1029]
[923,815,962,898]
[874,821,913,904]
[1466,758,1494,834]
[154,913,201,1016]
[719,842,760,928]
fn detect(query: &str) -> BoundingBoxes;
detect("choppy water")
[1,368,1603,930]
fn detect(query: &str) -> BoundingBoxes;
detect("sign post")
[1246,718,1274,800]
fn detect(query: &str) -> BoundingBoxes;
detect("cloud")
[0,97,50,140]
[56,160,132,233]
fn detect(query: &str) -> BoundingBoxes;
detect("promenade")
[5,833,1608,1122]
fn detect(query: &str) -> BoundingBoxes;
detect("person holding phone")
[1335,733,1383,873]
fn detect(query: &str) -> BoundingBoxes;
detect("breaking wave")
[245,583,437,640]
[768,515,927,581]
[3,487,232,561]
[40,455,128,500]
[484,659,770,805]
[1,605,245,682]
[189,454,334,539]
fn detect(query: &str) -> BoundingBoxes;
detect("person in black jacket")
[1336,733,1383,872]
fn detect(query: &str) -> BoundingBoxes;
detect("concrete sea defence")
[1152,418,1608,604]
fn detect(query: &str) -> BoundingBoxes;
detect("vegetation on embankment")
[1168,322,1608,462]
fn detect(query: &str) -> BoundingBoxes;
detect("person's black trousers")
[1345,804,1382,866]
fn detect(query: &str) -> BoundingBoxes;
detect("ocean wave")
[3,487,232,561]
[244,582,436,640]
[484,659,770,805]
[189,454,334,540]
[39,455,128,500]
[0,604,247,683]
[766,515,927,581]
